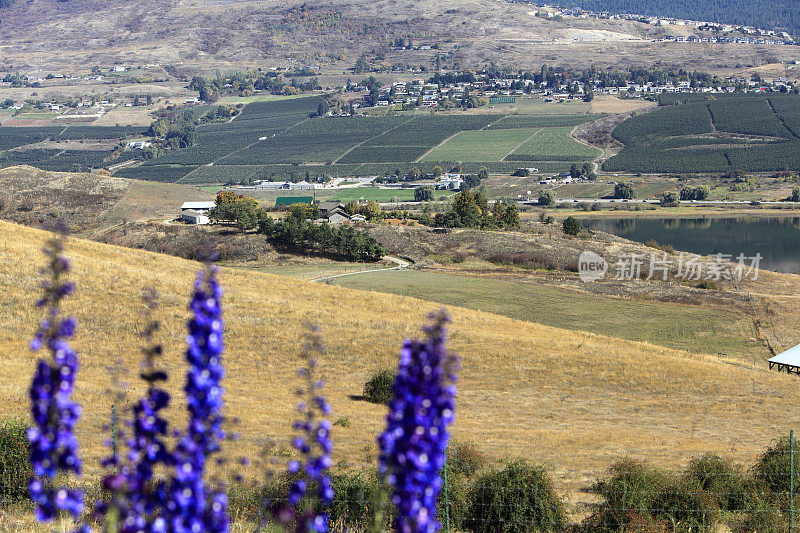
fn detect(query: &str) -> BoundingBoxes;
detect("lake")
[578,216,800,273]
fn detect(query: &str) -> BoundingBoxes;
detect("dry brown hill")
[0,165,208,235]
[2,219,800,513]
[0,0,795,72]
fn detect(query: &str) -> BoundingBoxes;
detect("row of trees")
[260,213,385,262]
[432,189,520,229]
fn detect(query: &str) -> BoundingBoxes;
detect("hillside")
[561,0,800,35]
[2,219,800,508]
[0,0,796,72]
[0,165,208,234]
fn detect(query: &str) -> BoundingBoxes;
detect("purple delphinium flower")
[378,310,460,533]
[167,265,228,533]
[272,327,334,533]
[99,288,173,533]
[27,228,85,523]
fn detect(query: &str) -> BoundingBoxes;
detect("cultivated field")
[3,219,800,506]
[0,97,603,181]
[606,94,800,173]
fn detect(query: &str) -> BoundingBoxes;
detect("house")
[275,196,314,208]
[180,201,216,214]
[127,141,152,149]
[325,207,351,224]
[319,200,344,214]
[349,214,366,223]
[181,210,210,225]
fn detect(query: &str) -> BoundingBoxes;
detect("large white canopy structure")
[768,344,800,375]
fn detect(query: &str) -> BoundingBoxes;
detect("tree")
[613,182,634,199]
[583,90,594,102]
[316,101,329,117]
[538,190,555,206]
[432,166,444,178]
[363,200,382,220]
[792,188,800,202]
[660,191,679,207]
[414,186,434,202]
[570,164,581,179]
[452,189,482,227]
[562,216,581,236]
[354,55,371,74]
[462,174,481,189]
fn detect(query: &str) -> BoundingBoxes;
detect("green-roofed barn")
[275,196,314,208]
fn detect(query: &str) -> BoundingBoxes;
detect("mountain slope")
[0,0,796,72]
[1,219,798,496]
[562,0,800,34]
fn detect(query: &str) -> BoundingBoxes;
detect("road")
[310,256,410,283]
[544,198,795,207]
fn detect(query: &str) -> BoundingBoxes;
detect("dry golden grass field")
[3,220,800,519]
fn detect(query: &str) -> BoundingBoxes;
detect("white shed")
[768,345,800,375]
[181,210,210,225]
[181,201,216,214]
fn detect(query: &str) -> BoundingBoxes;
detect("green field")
[506,127,602,162]
[422,129,539,162]
[330,269,761,360]
[606,94,800,173]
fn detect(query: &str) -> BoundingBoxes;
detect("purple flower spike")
[272,327,334,532]
[27,229,85,522]
[169,266,228,533]
[378,310,460,533]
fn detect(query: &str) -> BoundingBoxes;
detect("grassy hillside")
[2,219,800,502]
[328,269,762,361]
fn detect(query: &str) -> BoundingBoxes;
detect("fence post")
[111,403,118,475]
[444,447,451,533]
[792,429,795,533]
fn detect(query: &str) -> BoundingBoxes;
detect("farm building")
[325,207,351,225]
[768,345,800,375]
[181,201,216,214]
[319,200,344,214]
[181,210,210,225]
[275,196,314,208]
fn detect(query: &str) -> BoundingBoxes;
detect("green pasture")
[330,269,762,360]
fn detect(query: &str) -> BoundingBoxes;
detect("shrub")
[0,418,32,503]
[447,441,488,478]
[466,461,566,533]
[753,433,800,494]
[363,369,396,405]
[683,453,749,512]
[587,459,719,532]
[562,216,580,236]
[694,280,718,290]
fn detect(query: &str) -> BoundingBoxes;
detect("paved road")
[310,256,411,283]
